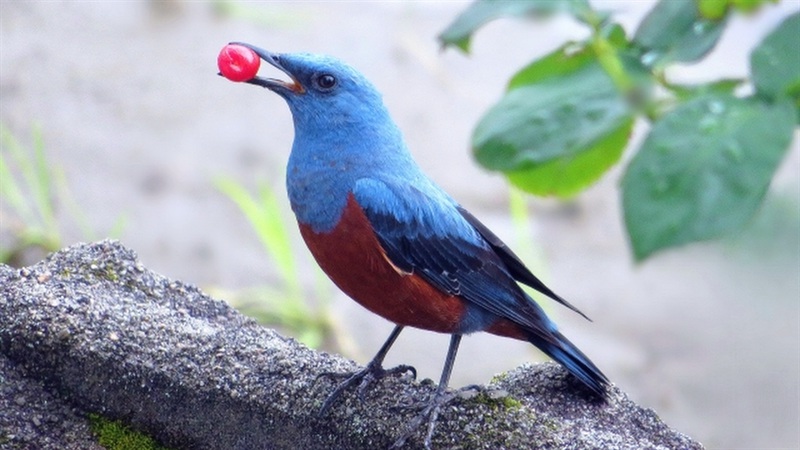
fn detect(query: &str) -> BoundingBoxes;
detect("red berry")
[218,44,260,82]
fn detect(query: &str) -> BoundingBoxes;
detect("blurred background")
[1,1,798,448]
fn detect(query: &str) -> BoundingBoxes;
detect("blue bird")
[228,42,609,449]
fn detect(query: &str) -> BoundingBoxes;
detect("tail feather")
[528,330,610,399]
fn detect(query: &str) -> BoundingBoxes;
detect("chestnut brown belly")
[298,195,466,333]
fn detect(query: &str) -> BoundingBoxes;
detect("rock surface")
[0,240,703,450]
[0,354,104,450]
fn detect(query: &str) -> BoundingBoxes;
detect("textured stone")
[0,240,703,450]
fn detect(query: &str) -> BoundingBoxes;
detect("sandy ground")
[1,1,798,449]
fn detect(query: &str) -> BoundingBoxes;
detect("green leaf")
[601,21,629,48]
[438,0,593,52]
[669,78,744,101]
[508,44,595,89]
[507,116,633,197]
[622,95,796,260]
[751,11,800,120]
[473,49,634,174]
[633,0,727,67]
[692,0,776,20]
[698,0,730,19]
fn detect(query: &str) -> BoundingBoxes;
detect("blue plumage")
[231,43,610,448]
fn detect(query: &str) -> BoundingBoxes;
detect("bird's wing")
[456,206,590,321]
[352,178,581,329]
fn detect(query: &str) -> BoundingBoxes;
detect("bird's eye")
[315,73,337,91]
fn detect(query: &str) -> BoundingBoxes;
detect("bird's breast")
[286,167,351,233]
[298,194,467,333]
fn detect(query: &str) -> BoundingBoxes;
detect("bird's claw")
[384,363,417,380]
[318,362,416,416]
[356,364,416,402]
[389,389,457,450]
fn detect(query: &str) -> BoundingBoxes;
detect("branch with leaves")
[440,0,798,260]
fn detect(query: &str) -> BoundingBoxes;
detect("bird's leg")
[390,334,462,450]
[319,325,415,416]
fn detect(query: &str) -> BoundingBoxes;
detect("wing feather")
[353,179,581,331]
[456,206,590,321]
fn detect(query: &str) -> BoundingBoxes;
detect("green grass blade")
[31,124,57,235]
[215,177,298,291]
[1,124,43,222]
[106,214,128,240]
[54,166,93,240]
[0,124,35,223]
[0,144,33,222]
[257,182,298,288]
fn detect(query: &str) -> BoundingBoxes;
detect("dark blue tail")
[528,330,609,399]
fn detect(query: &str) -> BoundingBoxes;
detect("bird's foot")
[318,362,416,416]
[389,389,457,450]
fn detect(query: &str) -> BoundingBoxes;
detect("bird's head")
[230,43,390,134]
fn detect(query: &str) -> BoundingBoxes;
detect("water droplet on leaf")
[693,21,711,35]
[641,50,660,67]
[707,100,725,115]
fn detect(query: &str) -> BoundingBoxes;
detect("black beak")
[228,42,304,94]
